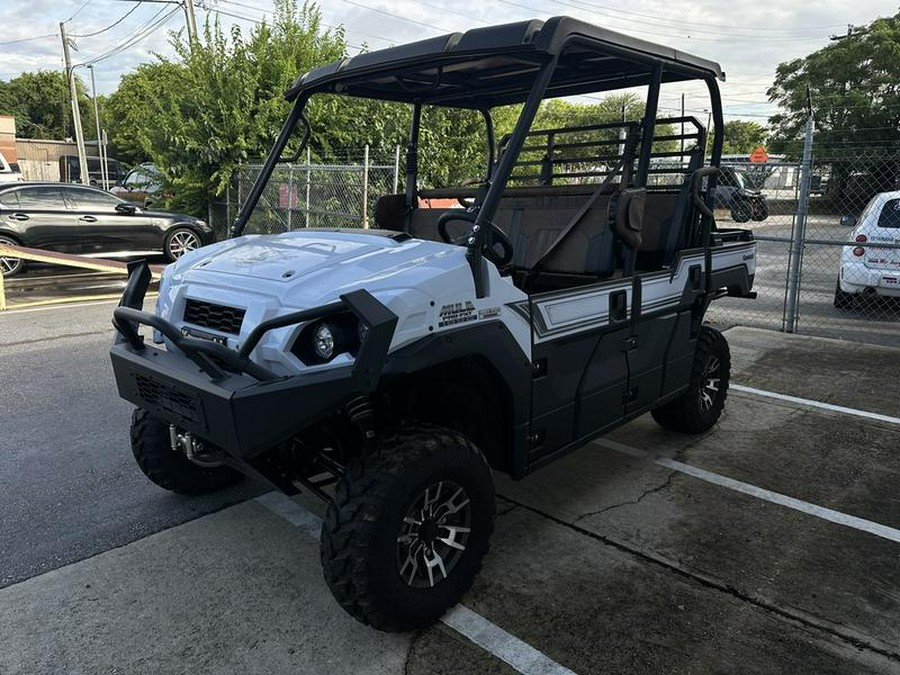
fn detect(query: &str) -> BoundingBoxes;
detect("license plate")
[180,326,227,345]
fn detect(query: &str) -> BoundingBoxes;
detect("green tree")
[722,120,768,155]
[105,1,349,215]
[0,70,95,140]
[768,13,900,155]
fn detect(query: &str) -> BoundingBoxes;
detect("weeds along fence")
[225,146,400,237]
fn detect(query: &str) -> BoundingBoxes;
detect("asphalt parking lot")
[2,299,899,674]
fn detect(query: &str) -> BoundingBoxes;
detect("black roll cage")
[231,18,726,296]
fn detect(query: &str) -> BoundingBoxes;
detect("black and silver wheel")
[130,408,243,494]
[833,280,854,309]
[0,235,25,277]
[652,326,730,434]
[731,201,752,223]
[164,227,202,262]
[321,425,494,632]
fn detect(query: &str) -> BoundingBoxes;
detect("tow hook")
[168,424,224,468]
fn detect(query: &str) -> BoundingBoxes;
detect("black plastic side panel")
[625,313,677,414]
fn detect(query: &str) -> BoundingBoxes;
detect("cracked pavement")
[2,304,900,673]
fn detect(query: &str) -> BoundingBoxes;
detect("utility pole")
[182,0,198,46]
[87,65,108,189]
[680,93,685,157]
[60,22,89,185]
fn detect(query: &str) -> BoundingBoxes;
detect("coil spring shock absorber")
[346,395,376,450]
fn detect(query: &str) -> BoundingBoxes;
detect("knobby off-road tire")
[130,408,243,494]
[731,201,753,223]
[652,326,730,434]
[321,425,495,632]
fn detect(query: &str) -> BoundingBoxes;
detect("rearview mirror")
[115,203,137,215]
[840,215,857,227]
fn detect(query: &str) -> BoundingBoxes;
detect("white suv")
[835,191,900,307]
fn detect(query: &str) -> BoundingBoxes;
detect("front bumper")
[109,261,398,459]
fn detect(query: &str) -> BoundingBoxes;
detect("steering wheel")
[437,210,514,267]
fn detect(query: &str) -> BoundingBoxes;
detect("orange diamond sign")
[749,146,769,163]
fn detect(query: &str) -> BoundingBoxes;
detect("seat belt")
[530,129,639,272]
[662,149,703,267]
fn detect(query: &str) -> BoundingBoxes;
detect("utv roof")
[286,16,725,109]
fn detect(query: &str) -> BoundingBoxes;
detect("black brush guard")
[109,261,398,459]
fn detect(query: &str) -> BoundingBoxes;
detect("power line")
[0,33,58,46]
[217,0,396,45]
[81,6,179,66]
[70,2,143,38]
[65,0,95,23]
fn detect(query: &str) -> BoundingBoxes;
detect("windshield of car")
[877,198,900,229]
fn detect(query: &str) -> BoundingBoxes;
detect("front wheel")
[652,326,730,434]
[731,201,752,223]
[130,408,243,494]
[320,425,494,632]
[164,227,202,262]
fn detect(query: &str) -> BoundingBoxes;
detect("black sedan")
[0,182,214,276]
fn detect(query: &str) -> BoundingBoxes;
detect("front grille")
[183,299,245,335]
[135,373,202,423]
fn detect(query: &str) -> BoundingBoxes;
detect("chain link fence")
[708,127,900,347]
[224,139,898,348]
[225,146,400,237]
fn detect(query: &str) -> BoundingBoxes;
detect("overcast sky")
[1,0,897,125]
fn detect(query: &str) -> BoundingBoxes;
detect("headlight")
[313,323,336,359]
[292,313,361,365]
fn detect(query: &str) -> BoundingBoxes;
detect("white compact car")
[835,191,900,307]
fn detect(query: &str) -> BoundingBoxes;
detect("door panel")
[527,282,630,464]
[625,313,678,415]
[65,187,158,253]
[14,186,81,252]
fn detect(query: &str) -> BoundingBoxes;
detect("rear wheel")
[320,425,494,632]
[130,408,243,494]
[833,280,855,309]
[652,326,730,434]
[0,235,25,277]
[751,201,769,221]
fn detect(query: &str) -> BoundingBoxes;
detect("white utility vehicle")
[110,17,757,631]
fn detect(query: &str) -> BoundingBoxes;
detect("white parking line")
[731,384,900,426]
[596,439,900,545]
[255,492,577,675]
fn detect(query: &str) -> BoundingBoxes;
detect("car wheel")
[0,235,25,277]
[731,201,752,223]
[833,280,855,309]
[130,408,243,494]
[321,425,494,632]
[652,326,730,434]
[164,227,202,262]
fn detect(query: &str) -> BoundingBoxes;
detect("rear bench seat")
[374,186,681,281]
